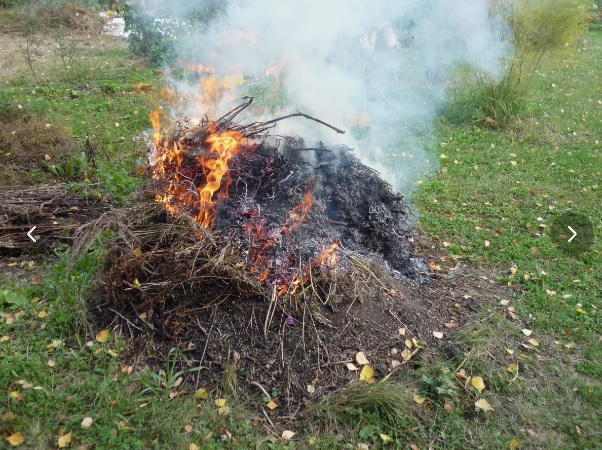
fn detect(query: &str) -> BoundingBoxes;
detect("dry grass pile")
[0,183,108,253]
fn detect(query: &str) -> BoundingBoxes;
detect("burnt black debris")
[215,136,427,285]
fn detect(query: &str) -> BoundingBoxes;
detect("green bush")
[444,0,586,128]
[123,0,228,67]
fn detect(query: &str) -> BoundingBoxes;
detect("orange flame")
[196,130,243,228]
[280,190,313,234]
[316,241,340,267]
[276,241,341,297]
[195,74,244,116]
[149,110,163,147]
[188,63,216,75]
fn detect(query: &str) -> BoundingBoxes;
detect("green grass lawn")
[1,6,601,450]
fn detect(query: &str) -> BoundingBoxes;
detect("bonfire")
[65,72,437,413]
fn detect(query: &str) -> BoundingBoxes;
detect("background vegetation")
[0,1,600,448]
[444,0,587,129]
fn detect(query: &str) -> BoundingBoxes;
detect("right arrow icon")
[567,226,577,243]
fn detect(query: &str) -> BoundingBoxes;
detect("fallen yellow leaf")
[133,247,142,256]
[359,364,375,383]
[509,438,519,449]
[58,433,71,448]
[194,388,209,400]
[380,434,392,442]
[508,363,518,374]
[215,398,226,407]
[81,417,93,428]
[432,331,443,339]
[282,430,296,440]
[185,424,193,433]
[355,351,369,365]
[37,310,47,319]
[528,339,539,347]
[405,339,413,349]
[475,398,494,412]
[398,327,406,336]
[189,444,200,450]
[401,348,412,360]
[6,431,24,446]
[266,400,278,410]
[471,376,485,394]
[413,395,425,405]
[96,329,109,343]
[505,348,514,355]
[521,329,532,337]
[346,363,359,371]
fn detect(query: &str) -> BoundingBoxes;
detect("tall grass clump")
[444,0,586,129]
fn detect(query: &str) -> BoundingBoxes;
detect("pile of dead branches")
[0,183,107,254]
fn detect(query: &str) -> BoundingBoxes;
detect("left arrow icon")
[27,226,37,242]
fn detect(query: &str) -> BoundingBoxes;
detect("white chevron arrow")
[567,226,577,243]
[27,226,37,242]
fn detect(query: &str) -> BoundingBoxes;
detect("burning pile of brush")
[144,97,423,298]
[72,75,430,411]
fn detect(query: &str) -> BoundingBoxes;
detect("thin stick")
[250,381,271,400]
[195,307,216,388]
[248,112,345,135]
[261,407,276,430]
[380,348,420,382]
[108,308,143,331]
[264,286,277,341]
[216,97,254,125]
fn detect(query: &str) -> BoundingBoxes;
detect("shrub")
[123,0,228,67]
[444,0,586,128]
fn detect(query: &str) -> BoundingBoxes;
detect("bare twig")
[250,381,271,400]
[246,112,345,135]
[380,348,420,382]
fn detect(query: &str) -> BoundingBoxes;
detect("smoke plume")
[146,0,509,192]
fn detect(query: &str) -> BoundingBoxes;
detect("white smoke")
[150,0,509,192]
